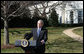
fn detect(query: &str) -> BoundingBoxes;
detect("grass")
[1,27,83,53]
[72,27,83,37]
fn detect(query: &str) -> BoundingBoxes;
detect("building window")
[78,10,83,24]
[70,11,73,24]
[60,16,62,24]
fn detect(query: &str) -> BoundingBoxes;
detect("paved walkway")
[63,27,83,43]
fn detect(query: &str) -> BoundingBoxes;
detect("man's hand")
[41,40,45,45]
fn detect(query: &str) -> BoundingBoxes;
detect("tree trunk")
[3,1,9,45]
[4,19,9,45]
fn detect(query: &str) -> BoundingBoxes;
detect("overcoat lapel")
[37,27,44,40]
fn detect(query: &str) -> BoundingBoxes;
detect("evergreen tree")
[49,8,58,27]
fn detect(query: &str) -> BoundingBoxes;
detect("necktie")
[37,29,40,37]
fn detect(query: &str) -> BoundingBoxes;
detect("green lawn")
[1,27,83,53]
[72,27,83,37]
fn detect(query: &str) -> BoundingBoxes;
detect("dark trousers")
[34,45,45,53]
[25,45,45,53]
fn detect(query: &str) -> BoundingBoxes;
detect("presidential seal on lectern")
[21,39,28,47]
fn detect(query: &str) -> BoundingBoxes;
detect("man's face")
[37,22,43,28]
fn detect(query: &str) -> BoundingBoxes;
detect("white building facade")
[56,1,83,24]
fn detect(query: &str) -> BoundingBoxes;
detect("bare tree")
[32,1,50,18]
[31,1,67,18]
[1,1,32,45]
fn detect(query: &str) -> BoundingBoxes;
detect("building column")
[61,9,65,23]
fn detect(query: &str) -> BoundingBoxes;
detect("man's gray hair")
[37,20,44,25]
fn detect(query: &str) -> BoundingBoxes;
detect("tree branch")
[46,2,49,8]
[7,5,22,18]
[8,10,28,21]
[11,12,24,17]
[41,2,46,8]
[1,17,4,21]
[50,1,63,8]
[1,3,4,7]
[33,5,42,15]
[7,2,29,19]
[8,13,24,21]
[1,7,4,11]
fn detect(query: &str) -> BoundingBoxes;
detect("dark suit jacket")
[28,27,48,46]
